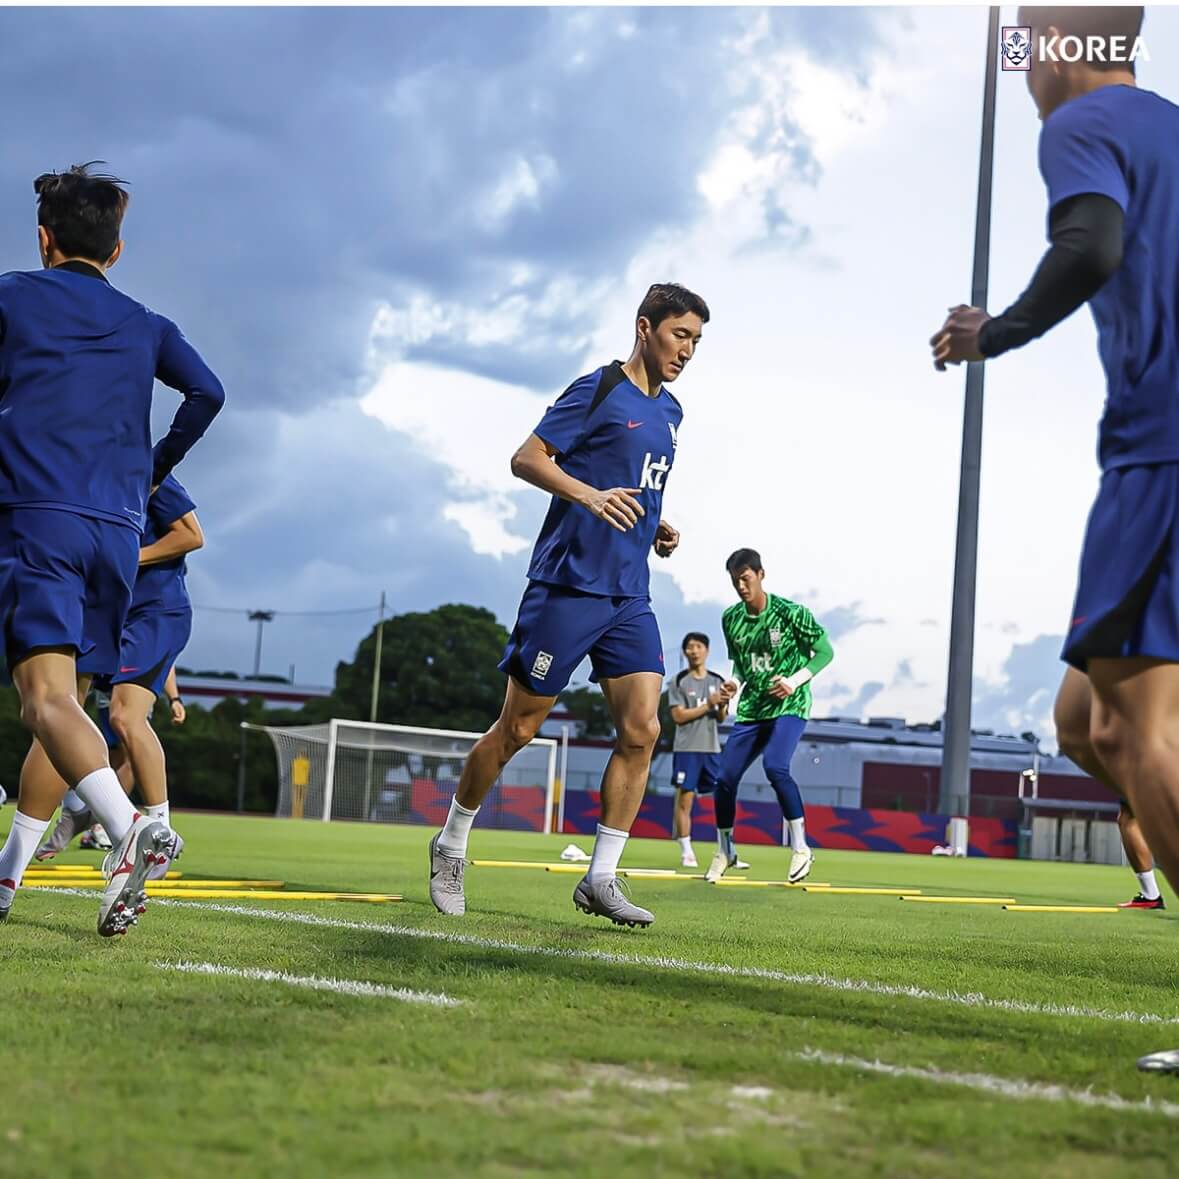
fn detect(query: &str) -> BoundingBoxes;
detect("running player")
[38,477,201,868]
[429,282,708,927]
[667,631,732,869]
[706,549,833,885]
[929,6,1179,1072]
[1055,668,1164,909]
[0,164,223,935]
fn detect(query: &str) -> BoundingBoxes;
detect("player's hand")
[721,680,738,700]
[585,487,645,532]
[930,305,990,371]
[654,519,680,558]
[769,676,792,699]
[170,699,186,725]
[707,690,725,708]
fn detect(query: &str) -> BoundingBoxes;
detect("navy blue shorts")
[672,751,721,795]
[1064,463,1179,670]
[0,508,138,672]
[109,605,191,697]
[498,581,665,695]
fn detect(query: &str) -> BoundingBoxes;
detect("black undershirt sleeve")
[978,193,1124,359]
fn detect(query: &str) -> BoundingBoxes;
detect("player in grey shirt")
[667,632,740,868]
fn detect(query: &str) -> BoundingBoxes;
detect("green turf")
[2,808,1177,1178]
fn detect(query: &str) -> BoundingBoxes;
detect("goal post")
[247,718,558,834]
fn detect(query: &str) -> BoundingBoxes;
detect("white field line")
[794,1049,1179,1119]
[155,960,461,1007]
[36,888,1177,1027]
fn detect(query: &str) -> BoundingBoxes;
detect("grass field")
[2,807,1178,1179]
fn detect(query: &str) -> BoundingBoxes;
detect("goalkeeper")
[706,547,834,885]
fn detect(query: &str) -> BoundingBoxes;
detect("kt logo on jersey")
[639,422,677,491]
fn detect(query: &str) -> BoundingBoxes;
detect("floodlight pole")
[939,6,1000,816]
[363,591,387,823]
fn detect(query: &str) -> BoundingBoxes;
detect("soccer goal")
[247,718,558,833]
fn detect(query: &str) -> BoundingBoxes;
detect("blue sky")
[3,5,1176,742]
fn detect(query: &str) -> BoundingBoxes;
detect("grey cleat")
[98,817,171,938]
[34,807,93,861]
[573,876,655,928]
[429,833,467,916]
[147,830,184,882]
[1138,1048,1179,1075]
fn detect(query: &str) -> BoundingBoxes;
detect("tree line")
[0,604,675,812]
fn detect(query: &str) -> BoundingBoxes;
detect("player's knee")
[1053,703,1090,764]
[500,715,540,755]
[108,699,144,745]
[763,760,794,784]
[18,687,69,733]
[1089,712,1142,773]
[616,714,660,753]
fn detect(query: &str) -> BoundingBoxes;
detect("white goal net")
[247,718,558,833]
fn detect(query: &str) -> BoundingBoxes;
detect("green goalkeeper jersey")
[722,593,826,722]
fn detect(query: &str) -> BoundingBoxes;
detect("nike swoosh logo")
[120,666,139,674]
[627,421,643,429]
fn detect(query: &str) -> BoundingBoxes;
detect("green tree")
[334,603,510,732]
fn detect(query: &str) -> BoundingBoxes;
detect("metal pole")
[369,591,386,724]
[557,724,570,835]
[939,6,1000,817]
[236,721,248,812]
[363,592,386,824]
[249,610,275,678]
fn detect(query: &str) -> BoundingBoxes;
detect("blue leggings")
[714,715,806,829]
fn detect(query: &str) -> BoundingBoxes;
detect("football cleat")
[429,833,467,916]
[81,824,113,851]
[147,829,185,882]
[680,848,698,869]
[730,856,751,871]
[788,846,814,884]
[705,850,729,883]
[1119,893,1165,910]
[35,807,93,861]
[573,876,654,928]
[98,818,170,938]
[1138,1048,1179,1075]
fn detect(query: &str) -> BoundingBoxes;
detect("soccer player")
[0,164,223,935]
[706,549,833,885]
[667,631,731,869]
[929,7,1179,1072]
[37,479,201,867]
[1055,668,1164,909]
[429,282,708,927]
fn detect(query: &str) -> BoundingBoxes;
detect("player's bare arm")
[510,432,644,533]
[139,510,203,566]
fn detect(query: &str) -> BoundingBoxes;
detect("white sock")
[0,810,51,893]
[716,827,734,859]
[1136,869,1161,900]
[586,824,628,884]
[62,789,88,814]
[74,768,137,845]
[145,802,170,829]
[677,835,692,853]
[437,798,479,857]
[788,818,808,853]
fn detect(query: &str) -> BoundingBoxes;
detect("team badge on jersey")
[770,628,782,646]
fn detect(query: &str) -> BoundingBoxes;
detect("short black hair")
[681,632,710,652]
[34,162,129,262]
[637,283,710,331]
[725,548,763,576]
[1018,6,1145,71]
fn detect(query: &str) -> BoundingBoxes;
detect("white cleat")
[1138,1048,1179,1074]
[147,829,184,882]
[429,833,467,916]
[705,851,729,883]
[730,856,751,871]
[98,817,171,938]
[572,876,654,928]
[680,848,698,869]
[788,846,814,884]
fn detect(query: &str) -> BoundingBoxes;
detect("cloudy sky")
[3,4,1174,742]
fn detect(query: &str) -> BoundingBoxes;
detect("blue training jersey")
[0,263,224,530]
[1038,85,1179,471]
[132,474,196,613]
[527,361,682,597]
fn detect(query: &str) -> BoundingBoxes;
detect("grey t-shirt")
[668,670,726,753]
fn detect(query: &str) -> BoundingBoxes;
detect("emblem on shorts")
[531,651,554,680]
